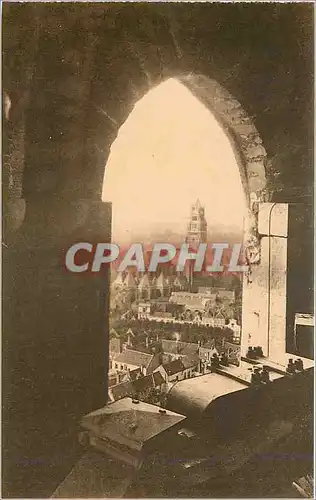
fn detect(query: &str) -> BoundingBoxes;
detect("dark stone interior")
[2,3,313,497]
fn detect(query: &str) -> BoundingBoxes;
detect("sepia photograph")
[2,2,314,498]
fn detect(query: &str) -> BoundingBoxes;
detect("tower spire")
[185,200,208,290]
[186,200,207,247]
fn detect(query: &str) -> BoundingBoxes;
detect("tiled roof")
[128,367,141,381]
[133,374,154,394]
[110,371,165,402]
[81,398,186,449]
[110,381,135,401]
[153,371,165,386]
[131,346,153,356]
[162,359,184,376]
[181,354,199,370]
[161,339,199,356]
[112,349,154,369]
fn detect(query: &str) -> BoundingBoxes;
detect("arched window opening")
[103,77,247,394]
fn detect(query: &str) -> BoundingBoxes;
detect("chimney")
[174,331,180,342]
[199,359,203,373]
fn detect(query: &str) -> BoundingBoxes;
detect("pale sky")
[102,78,246,244]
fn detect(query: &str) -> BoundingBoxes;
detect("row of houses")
[108,337,219,403]
[137,308,231,329]
[111,348,160,376]
[112,271,188,301]
[112,270,237,304]
[108,351,201,403]
[169,290,235,306]
[108,370,165,403]
[109,342,203,375]
[110,332,212,362]
[110,331,241,363]
[156,355,199,383]
[136,290,239,331]
[109,338,241,404]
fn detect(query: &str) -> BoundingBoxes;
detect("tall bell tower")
[185,200,207,289]
[186,199,207,248]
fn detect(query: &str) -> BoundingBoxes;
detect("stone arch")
[3,8,312,499]
[100,73,268,250]
[5,69,268,248]
[177,74,268,206]
[104,76,268,198]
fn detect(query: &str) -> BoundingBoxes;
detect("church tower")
[185,200,208,290]
[186,199,207,248]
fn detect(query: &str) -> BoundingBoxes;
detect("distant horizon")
[110,225,244,246]
[108,214,244,246]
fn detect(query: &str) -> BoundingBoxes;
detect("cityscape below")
[108,200,243,405]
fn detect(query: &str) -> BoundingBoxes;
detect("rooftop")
[112,349,154,369]
[81,398,186,451]
[110,371,165,402]
[110,380,134,401]
[181,354,200,369]
[153,371,165,386]
[132,374,155,393]
[162,358,185,376]
[161,339,199,356]
[167,372,246,416]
